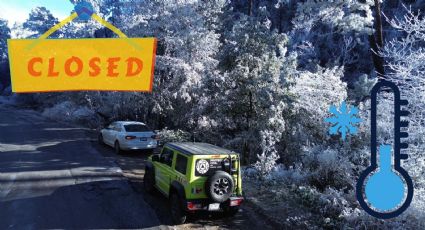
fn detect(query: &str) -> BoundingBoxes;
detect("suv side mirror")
[152,155,160,162]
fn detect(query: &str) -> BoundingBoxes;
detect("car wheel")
[114,141,122,155]
[143,169,156,194]
[98,134,104,145]
[206,171,234,203]
[170,193,187,225]
[223,206,239,217]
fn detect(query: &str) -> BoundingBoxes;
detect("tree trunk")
[369,0,385,78]
[277,4,284,33]
[242,90,254,164]
[242,140,250,165]
[248,0,253,16]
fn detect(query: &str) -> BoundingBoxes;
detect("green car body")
[144,142,243,224]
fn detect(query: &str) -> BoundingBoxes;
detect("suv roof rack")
[166,142,236,156]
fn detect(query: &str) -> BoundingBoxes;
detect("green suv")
[144,142,243,224]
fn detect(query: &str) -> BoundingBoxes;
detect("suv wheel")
[170,193,187,224]
[206,171,234,203]
[114,141,122,155]
[144,169,155,194]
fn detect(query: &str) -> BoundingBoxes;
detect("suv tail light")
[187,202,203,210]
[230,197,243,206]
[191,187,203,194]
[151,134,160,140]
[125,135,136,140]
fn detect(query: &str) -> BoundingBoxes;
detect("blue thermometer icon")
[356,80,414,219]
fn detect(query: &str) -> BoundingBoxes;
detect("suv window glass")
[175,154,187,175]
[161,148,174,167]
[124,124,150,132]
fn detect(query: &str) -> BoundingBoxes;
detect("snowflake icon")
[325,101,362,140]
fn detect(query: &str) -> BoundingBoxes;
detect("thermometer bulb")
[365,145,405,211]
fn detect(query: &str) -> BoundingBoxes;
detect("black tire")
[170,193,187,225]
[223,206,239,217]
[206,171,234,203]
[144,169,156,194]
[114,141,122,155]
[98,133,104,145]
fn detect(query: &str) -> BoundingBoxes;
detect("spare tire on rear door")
[206,171,234,203]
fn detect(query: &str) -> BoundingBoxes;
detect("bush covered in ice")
[41,101,99,127]
[156,128,192,143]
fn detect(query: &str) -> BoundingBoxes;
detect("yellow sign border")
[8,38,157,93]
[7,11,157,93]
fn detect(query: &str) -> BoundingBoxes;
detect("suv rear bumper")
[186,197,244,211]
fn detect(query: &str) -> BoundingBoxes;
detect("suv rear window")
[124,124,150,132]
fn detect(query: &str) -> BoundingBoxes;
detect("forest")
[1,0,425,228]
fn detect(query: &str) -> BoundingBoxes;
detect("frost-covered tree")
[380,6,425,216]
[254,130,281,179]
[0,18,11,88]
[203,8,297,164]
[286,66,348,162]
[230,0,297,32]
[291,0,375,80]
[120,0,223,128]
[22,7,60,38]
[293,0,374,35]
[0,19,10,60]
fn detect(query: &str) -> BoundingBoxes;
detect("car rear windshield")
[124,124,150,132]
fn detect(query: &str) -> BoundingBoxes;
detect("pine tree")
[207,8,296,164]
[23,7,60,38]
[0,19,10,60]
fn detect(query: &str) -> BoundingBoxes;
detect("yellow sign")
[8,38,157,93]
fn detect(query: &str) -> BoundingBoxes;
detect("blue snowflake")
[325,101,362,141]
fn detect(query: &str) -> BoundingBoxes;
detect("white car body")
[100,121,158,152]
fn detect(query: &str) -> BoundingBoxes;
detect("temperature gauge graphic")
[356,80,414,219]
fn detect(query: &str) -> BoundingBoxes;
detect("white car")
[99,121,158,154]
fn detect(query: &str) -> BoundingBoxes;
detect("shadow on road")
[0,180,160,229]
[0,140,117,173]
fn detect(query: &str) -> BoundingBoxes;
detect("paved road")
[0,104,272,229]
[0,105,161,229]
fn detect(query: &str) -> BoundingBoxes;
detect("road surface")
[0,105,161,229]
[0,104,271,229]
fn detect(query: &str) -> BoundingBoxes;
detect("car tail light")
[151,134,160,140]
[230,197,244,206]
[125,135,136,140]
[187,202,203,210]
